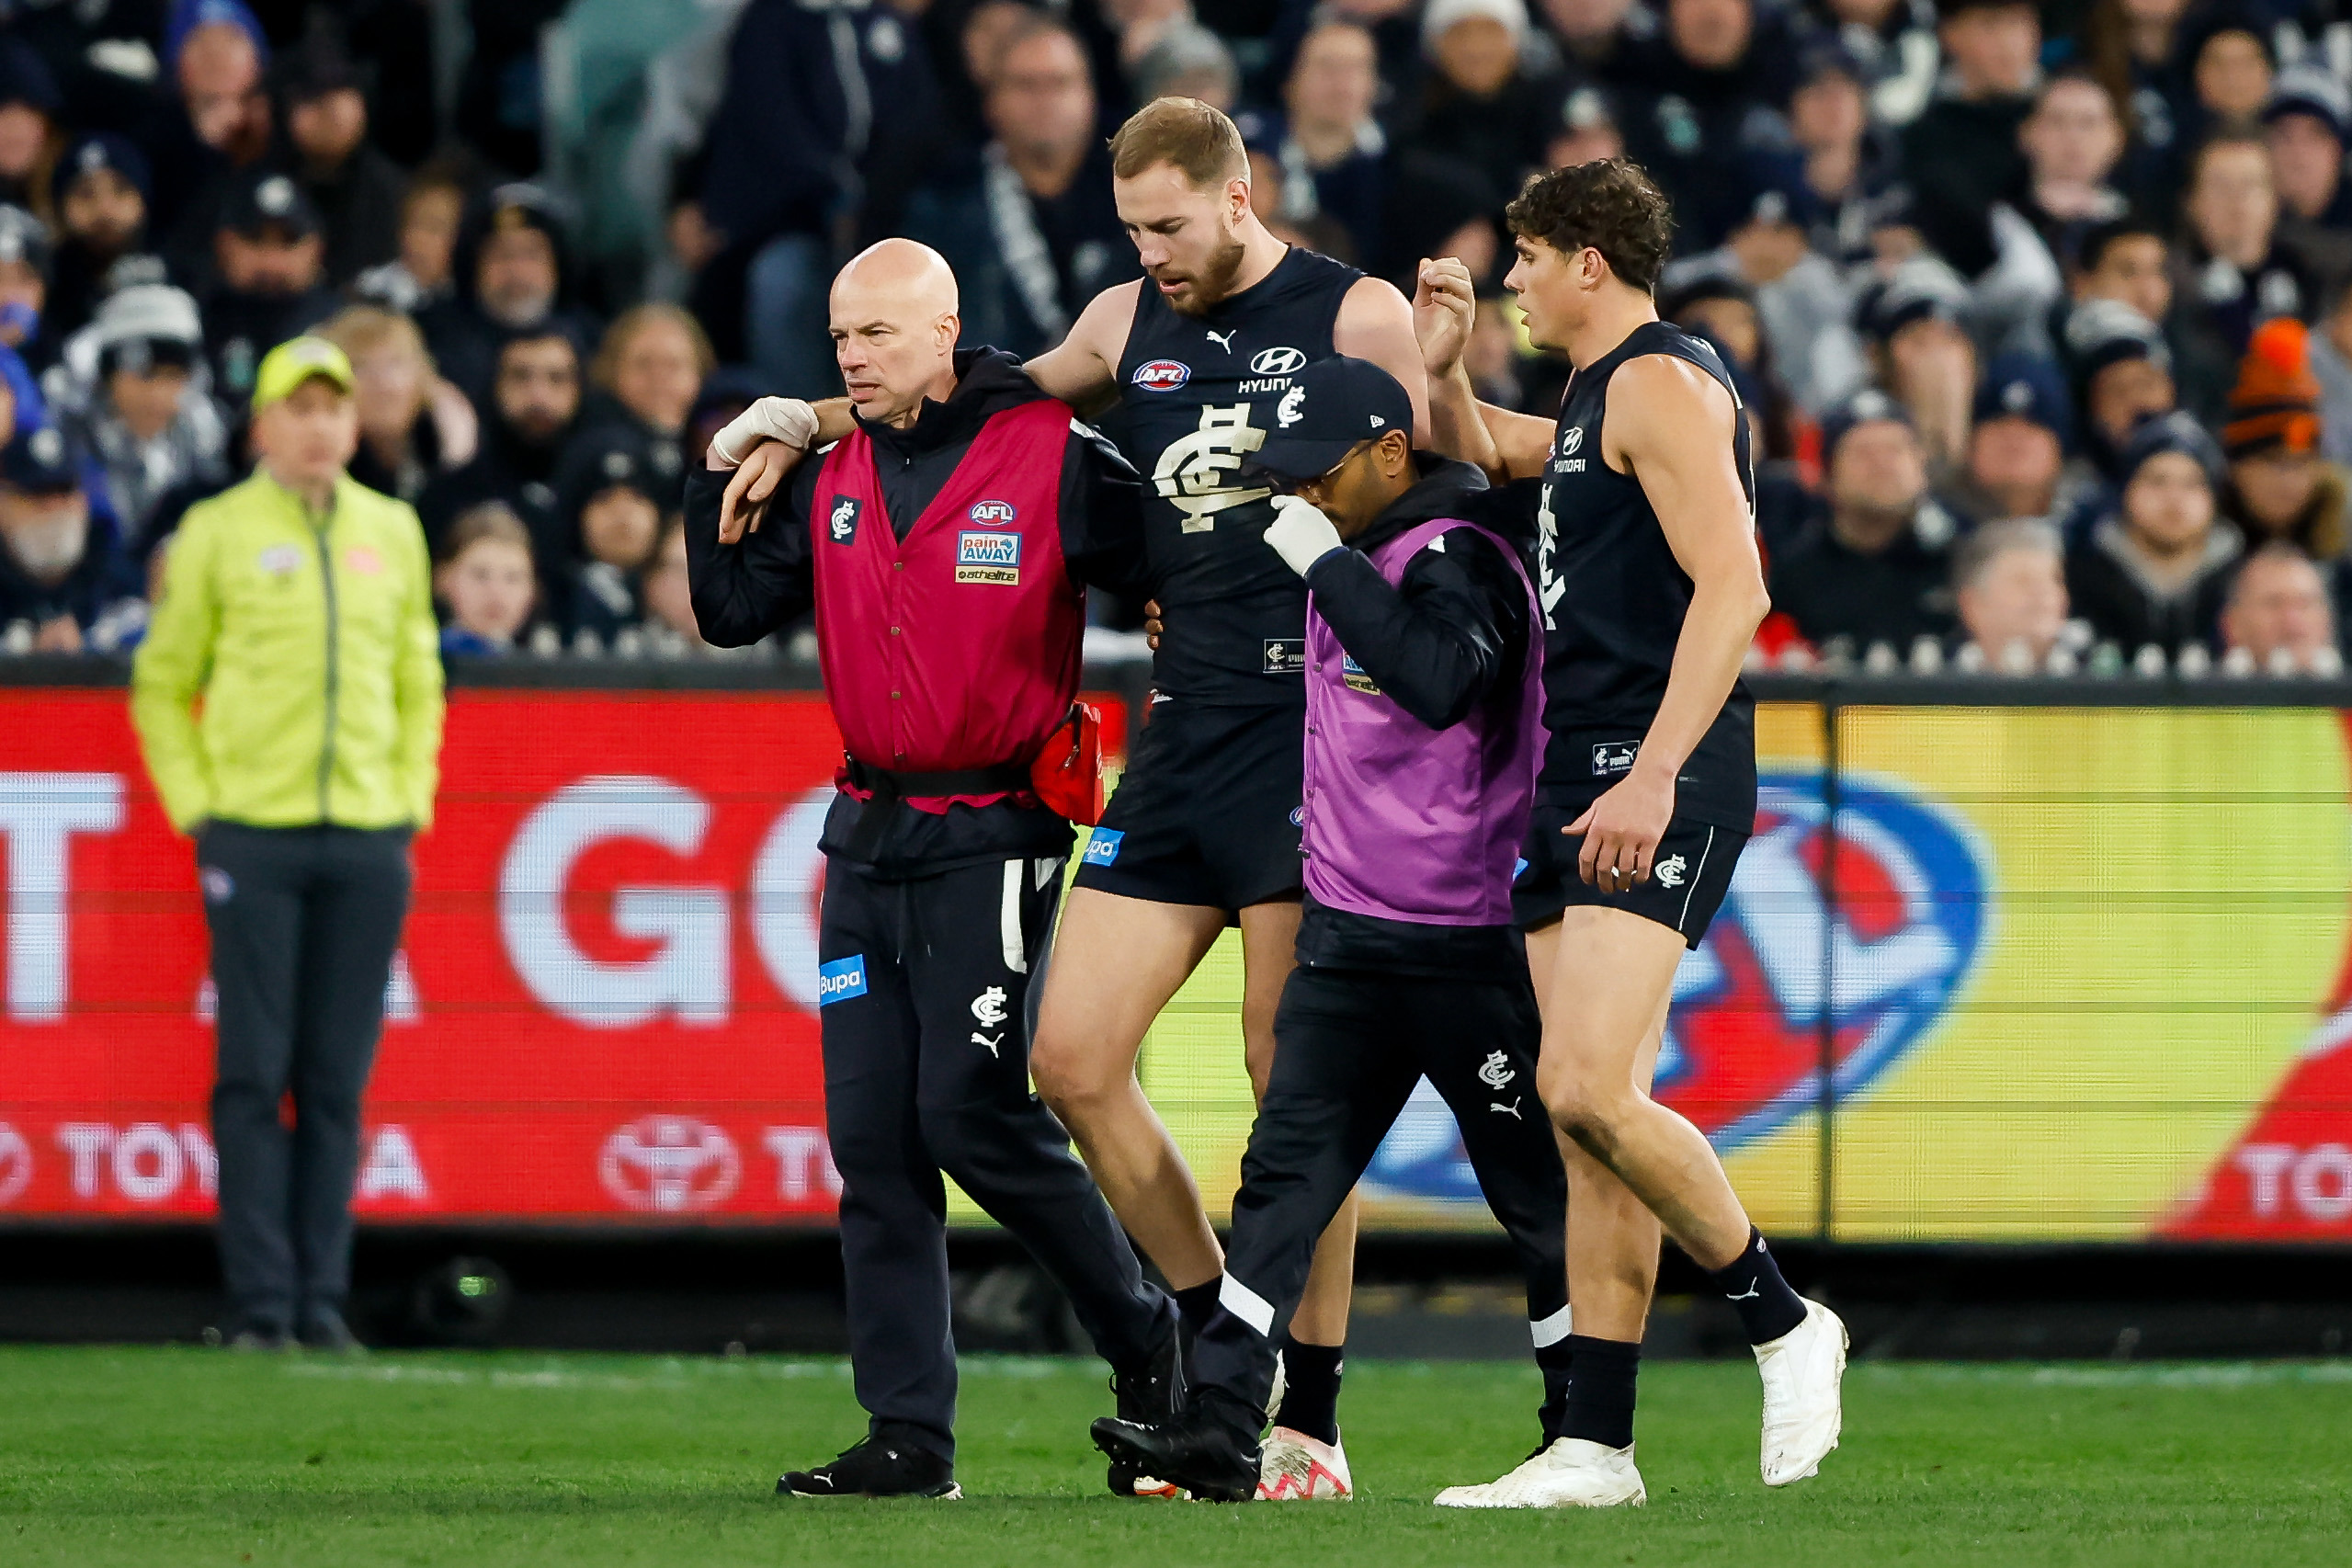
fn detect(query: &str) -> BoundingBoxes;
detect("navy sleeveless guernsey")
[1535,320,1757,831]
[1116,245,1360,706]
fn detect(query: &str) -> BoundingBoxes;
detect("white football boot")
[1255,1426,1352,1500]
[1755,1298,1848,1485]
[1434,1438,1646,1508]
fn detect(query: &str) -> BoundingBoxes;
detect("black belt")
[840,756,1030,862]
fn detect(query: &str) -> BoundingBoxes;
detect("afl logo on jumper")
[956,530,1022,584]
[969,500,1017,525]
[1250,346,1307,376]
[1132,359,1191,392]
[828,495,861,545]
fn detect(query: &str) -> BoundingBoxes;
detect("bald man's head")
[829,240,961,426]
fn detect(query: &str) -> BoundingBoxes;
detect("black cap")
[1,426,78,494]
[51,133,153,209]
[0,36,61,117]
[219,169,322,240]
[555,424,666,524]
[1246,356,1414,483]
[275,31,364,104]
[1972,354,2072,445]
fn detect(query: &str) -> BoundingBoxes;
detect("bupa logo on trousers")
[956,529,1021,585]
[817,955,869,1006]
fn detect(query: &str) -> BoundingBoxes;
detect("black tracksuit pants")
[818,853,1173,1462]
[198,823,412,1336]
[1195,963,1571,1421]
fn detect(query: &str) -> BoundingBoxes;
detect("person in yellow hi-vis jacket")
[131,336,444,1352]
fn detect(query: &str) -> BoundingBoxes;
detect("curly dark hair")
[1504,160,1676,296]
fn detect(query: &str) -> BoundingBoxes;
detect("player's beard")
[1162,233,1249,317]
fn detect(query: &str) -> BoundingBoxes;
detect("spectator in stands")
[1133,19,1241,108]
[1785,41,1902,270]
[57,284,230,556]
[1953,517,2072,671]
[1245,21,1389,272]
[2063,296,2178,483]
[45,134,153,343]
[2067,409,2240,654]
[0,205,55,374]
[2218,320,2352,574]
[2014,71,2130,275]
[276,31,403,290]
[2090,0,2195,215]
[434,503,538,656]
[1805,0,1940,127]
[1900,0,2039,280]
[2171,132,2327,419]
[639,517,705,653]
[317,307,473,506]
[1405,0,1559,221]
[555,422,665,642]
[1712,166,1868,415]
[1768,389,1961,653]
[2069,216,2172,330]
[2310,273,2352,467]
[903,17,1137,359]
[693,0,939,394]
[1612,0,1805,251]
[0,36,60,215]
[1860,257,1978,475]
[419,183,596,415]
[1544,83,1624,172]
[355,165,467,317]
[418,327,582,574]
[2264,66,2352,232]
[1538,0,1646,76]
[2221,540,2338,670]
[199,170,338,414]
[153,3,274,247]
[2187,20,2271,131]
[580,304,706,506]
[1948,355,2080,528]
[0,423,137,652]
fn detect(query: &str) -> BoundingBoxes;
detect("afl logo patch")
[1250,346,1306,376]
[969,500,1017,525]
[1561,426,1584,456]
[1132,359,1191,392]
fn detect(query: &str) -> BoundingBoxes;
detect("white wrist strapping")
[710,396,819,465]
[1263,493,1346,577]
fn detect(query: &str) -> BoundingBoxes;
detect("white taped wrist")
[711,397,819,465]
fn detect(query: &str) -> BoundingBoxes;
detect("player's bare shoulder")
[1603,353,1737,470]
[1040,278,1146,401]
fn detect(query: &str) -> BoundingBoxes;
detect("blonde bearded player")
[711,98,1432,1500]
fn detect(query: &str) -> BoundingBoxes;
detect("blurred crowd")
[6,0,2352,677]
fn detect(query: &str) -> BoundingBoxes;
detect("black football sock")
[1274,1333,1343,1446]
[1173,1280,1221,1337]
[1707,1227,1808,1345]
[1536,1338,1575,1445]
[1558,1335,1641,1450]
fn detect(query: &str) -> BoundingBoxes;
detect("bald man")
[686,240,1182,1500]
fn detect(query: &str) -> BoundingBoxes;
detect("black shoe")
[297,1310,364,1354]
[778,1429,960,1499]
[1091,1390,1261,1504]
[1106,1316,1188,1497]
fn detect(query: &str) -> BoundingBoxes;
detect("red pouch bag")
[1029,702,1106,825]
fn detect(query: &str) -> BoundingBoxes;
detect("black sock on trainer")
[1707,1227,1807,1345]
[1173,1280,1221,1336]
[1559,1335,1641,1450]
[1536,1338,1575,1444]
[1274,1334,1343,1446]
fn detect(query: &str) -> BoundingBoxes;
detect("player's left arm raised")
[1571,356,1768,890]
[1334,277,1432,445]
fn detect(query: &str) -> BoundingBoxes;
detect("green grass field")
[4,1348,2347,1567]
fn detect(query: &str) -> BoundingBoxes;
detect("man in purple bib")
[1092,356,1572,1502]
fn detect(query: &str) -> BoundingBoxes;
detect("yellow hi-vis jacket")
[131,470,445,834]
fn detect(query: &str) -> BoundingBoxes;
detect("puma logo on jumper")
[971,1031,1004,1058]
[1491,1098,1524,1120]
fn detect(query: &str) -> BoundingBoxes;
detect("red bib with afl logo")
[807,397,1082,790]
